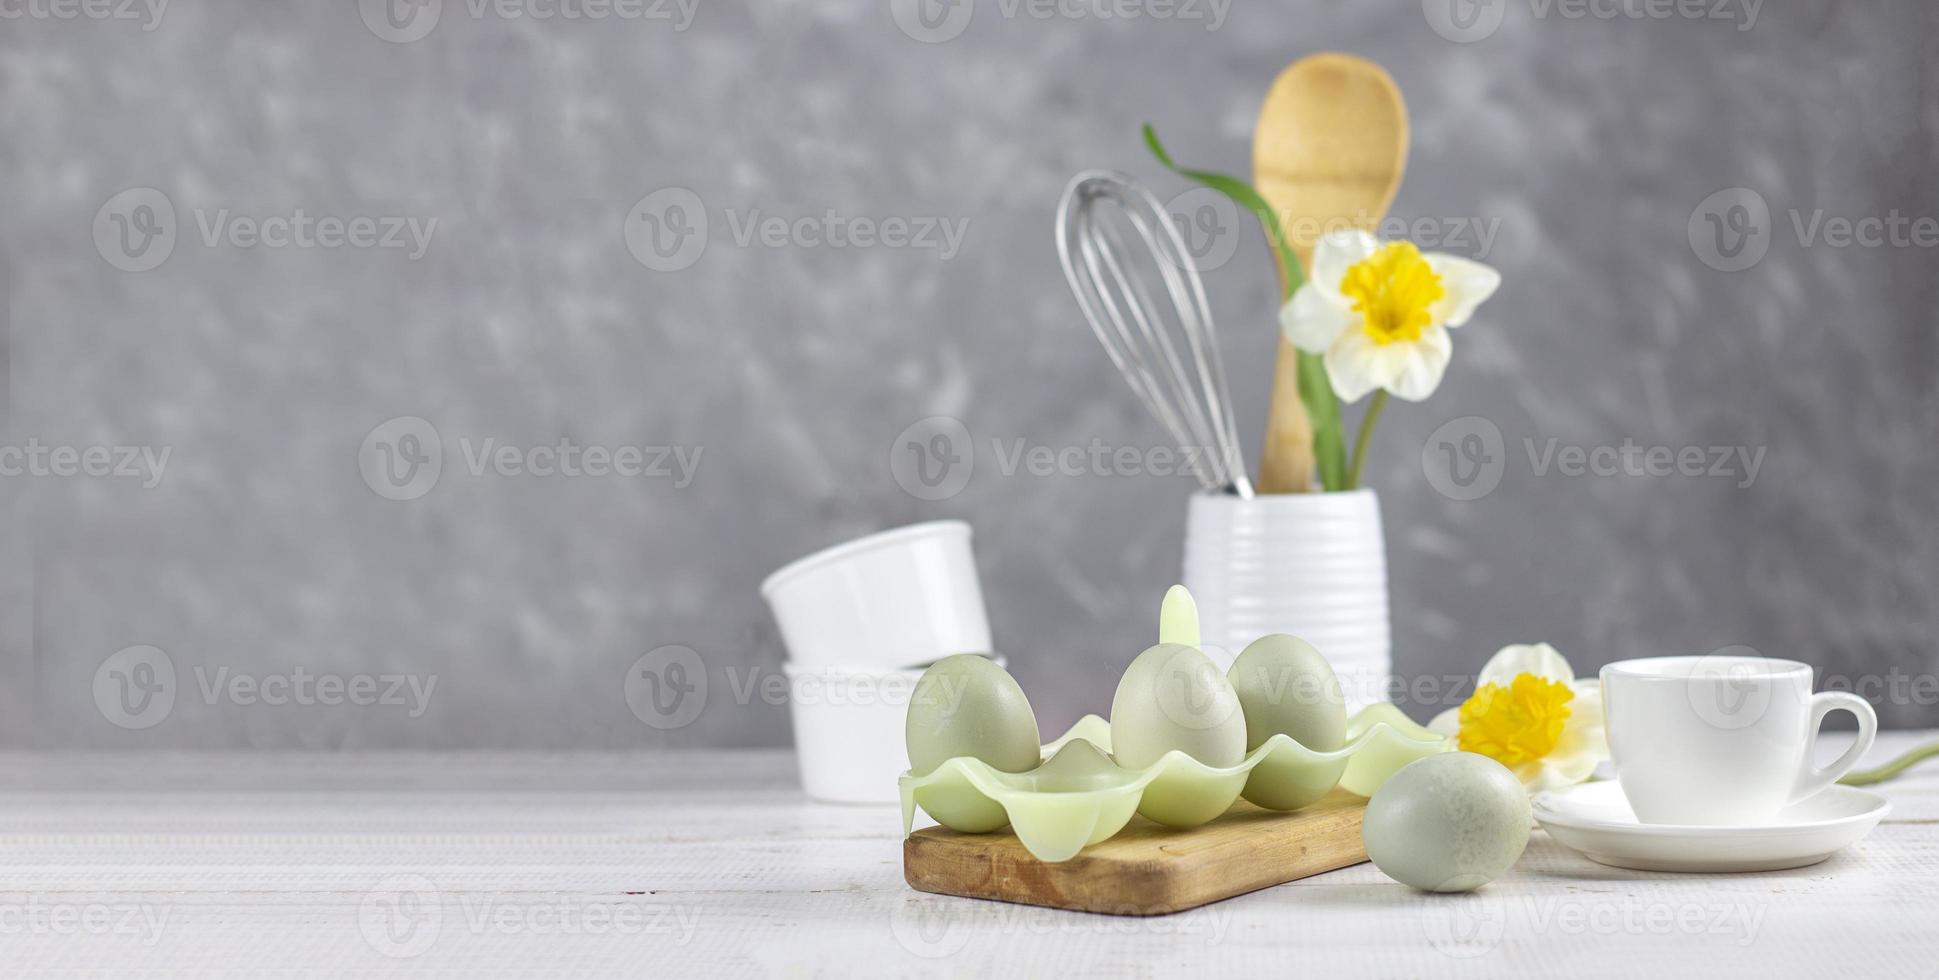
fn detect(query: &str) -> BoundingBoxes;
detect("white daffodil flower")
[1279,230,1501,403]
[1429,643,1609,793]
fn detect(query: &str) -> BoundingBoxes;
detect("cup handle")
[1789,691,1878,804]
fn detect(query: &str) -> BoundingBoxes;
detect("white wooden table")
[0,734,1933,978]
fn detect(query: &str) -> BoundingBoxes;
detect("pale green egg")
[1227,634,1349,810]
[1362,752,1531,892]
[905,655,1041,777]
[1109,643,1246,770]
[904,655,1042,834]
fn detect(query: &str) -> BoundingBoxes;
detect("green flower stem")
[1143,124,1346,491]
[1840,738,1939,786]
[1344,390,1389,490]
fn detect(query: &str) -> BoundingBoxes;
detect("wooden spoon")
[1252,53,1409,493]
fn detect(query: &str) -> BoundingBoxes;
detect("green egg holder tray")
[899,702,1450,862]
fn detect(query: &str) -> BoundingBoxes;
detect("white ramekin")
[784,656,1006,805]
[1182,489,1391,707]
[761,521,992,671]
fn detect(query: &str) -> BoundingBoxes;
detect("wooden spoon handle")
[1251,53,1408,494]
[1257,338,1315,493]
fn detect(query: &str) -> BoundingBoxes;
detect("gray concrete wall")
[1,0,1932,747]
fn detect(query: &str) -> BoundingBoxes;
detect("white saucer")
[1532,781,1890,873]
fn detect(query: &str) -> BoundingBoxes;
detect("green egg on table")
[905,654,1041,833]
[1227,634,1349,810]
[1109,643,1248,827]
[1362,752,1531,892]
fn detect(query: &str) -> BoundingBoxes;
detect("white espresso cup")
[1601,655,1878,825]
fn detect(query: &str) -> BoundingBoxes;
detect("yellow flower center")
[1457,674,1575,768]
[1339,241,1445,346]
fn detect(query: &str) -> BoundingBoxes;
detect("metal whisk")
[1055,171,1254,497]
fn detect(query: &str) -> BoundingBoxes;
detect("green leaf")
[1143,124,1303,297]
[1143,123,1346,490]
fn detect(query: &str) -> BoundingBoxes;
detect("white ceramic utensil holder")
[1182,489,1391,706]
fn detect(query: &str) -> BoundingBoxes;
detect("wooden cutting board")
[902,789,1368,916]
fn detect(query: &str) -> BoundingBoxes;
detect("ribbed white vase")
[1182,489,1391,707]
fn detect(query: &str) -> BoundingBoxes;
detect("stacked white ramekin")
[761,520,997,803]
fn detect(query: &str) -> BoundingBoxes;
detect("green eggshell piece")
[1362,752,1531,892]
[1109,643,1246,770]
[905,655,1041,778]
[1228,634,1350,810]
